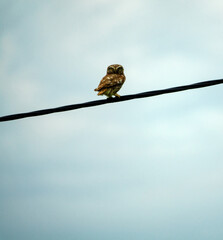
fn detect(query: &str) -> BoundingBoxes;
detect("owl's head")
[107,64,124,75]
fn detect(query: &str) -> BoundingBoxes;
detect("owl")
[94,64,126,98]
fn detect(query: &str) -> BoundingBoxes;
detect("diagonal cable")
[0,78,223,122]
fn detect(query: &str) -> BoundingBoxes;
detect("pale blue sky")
[0,0,223,239]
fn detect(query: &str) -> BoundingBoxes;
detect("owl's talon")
[115,93,121,98]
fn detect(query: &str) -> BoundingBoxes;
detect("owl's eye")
[107,67,115,74]
[117,67,123,74]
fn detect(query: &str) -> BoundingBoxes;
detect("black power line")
[0,78,223,122]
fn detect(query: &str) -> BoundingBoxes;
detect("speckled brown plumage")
[94,64,126,98]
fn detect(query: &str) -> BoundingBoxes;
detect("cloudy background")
[0,0,223,239]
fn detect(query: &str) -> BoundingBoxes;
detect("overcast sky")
[0,0,223,239]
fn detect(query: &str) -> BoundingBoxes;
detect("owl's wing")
[96,74,125,91]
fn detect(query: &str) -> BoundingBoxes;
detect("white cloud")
[201,0,223,16]
[1,67,43,112]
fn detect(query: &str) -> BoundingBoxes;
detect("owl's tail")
[95,88,107,95]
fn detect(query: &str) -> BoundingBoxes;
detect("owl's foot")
[114,93,121,98]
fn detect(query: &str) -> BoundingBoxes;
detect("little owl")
[94,64,126,98]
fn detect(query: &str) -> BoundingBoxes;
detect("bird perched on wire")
[94,64,126,98]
